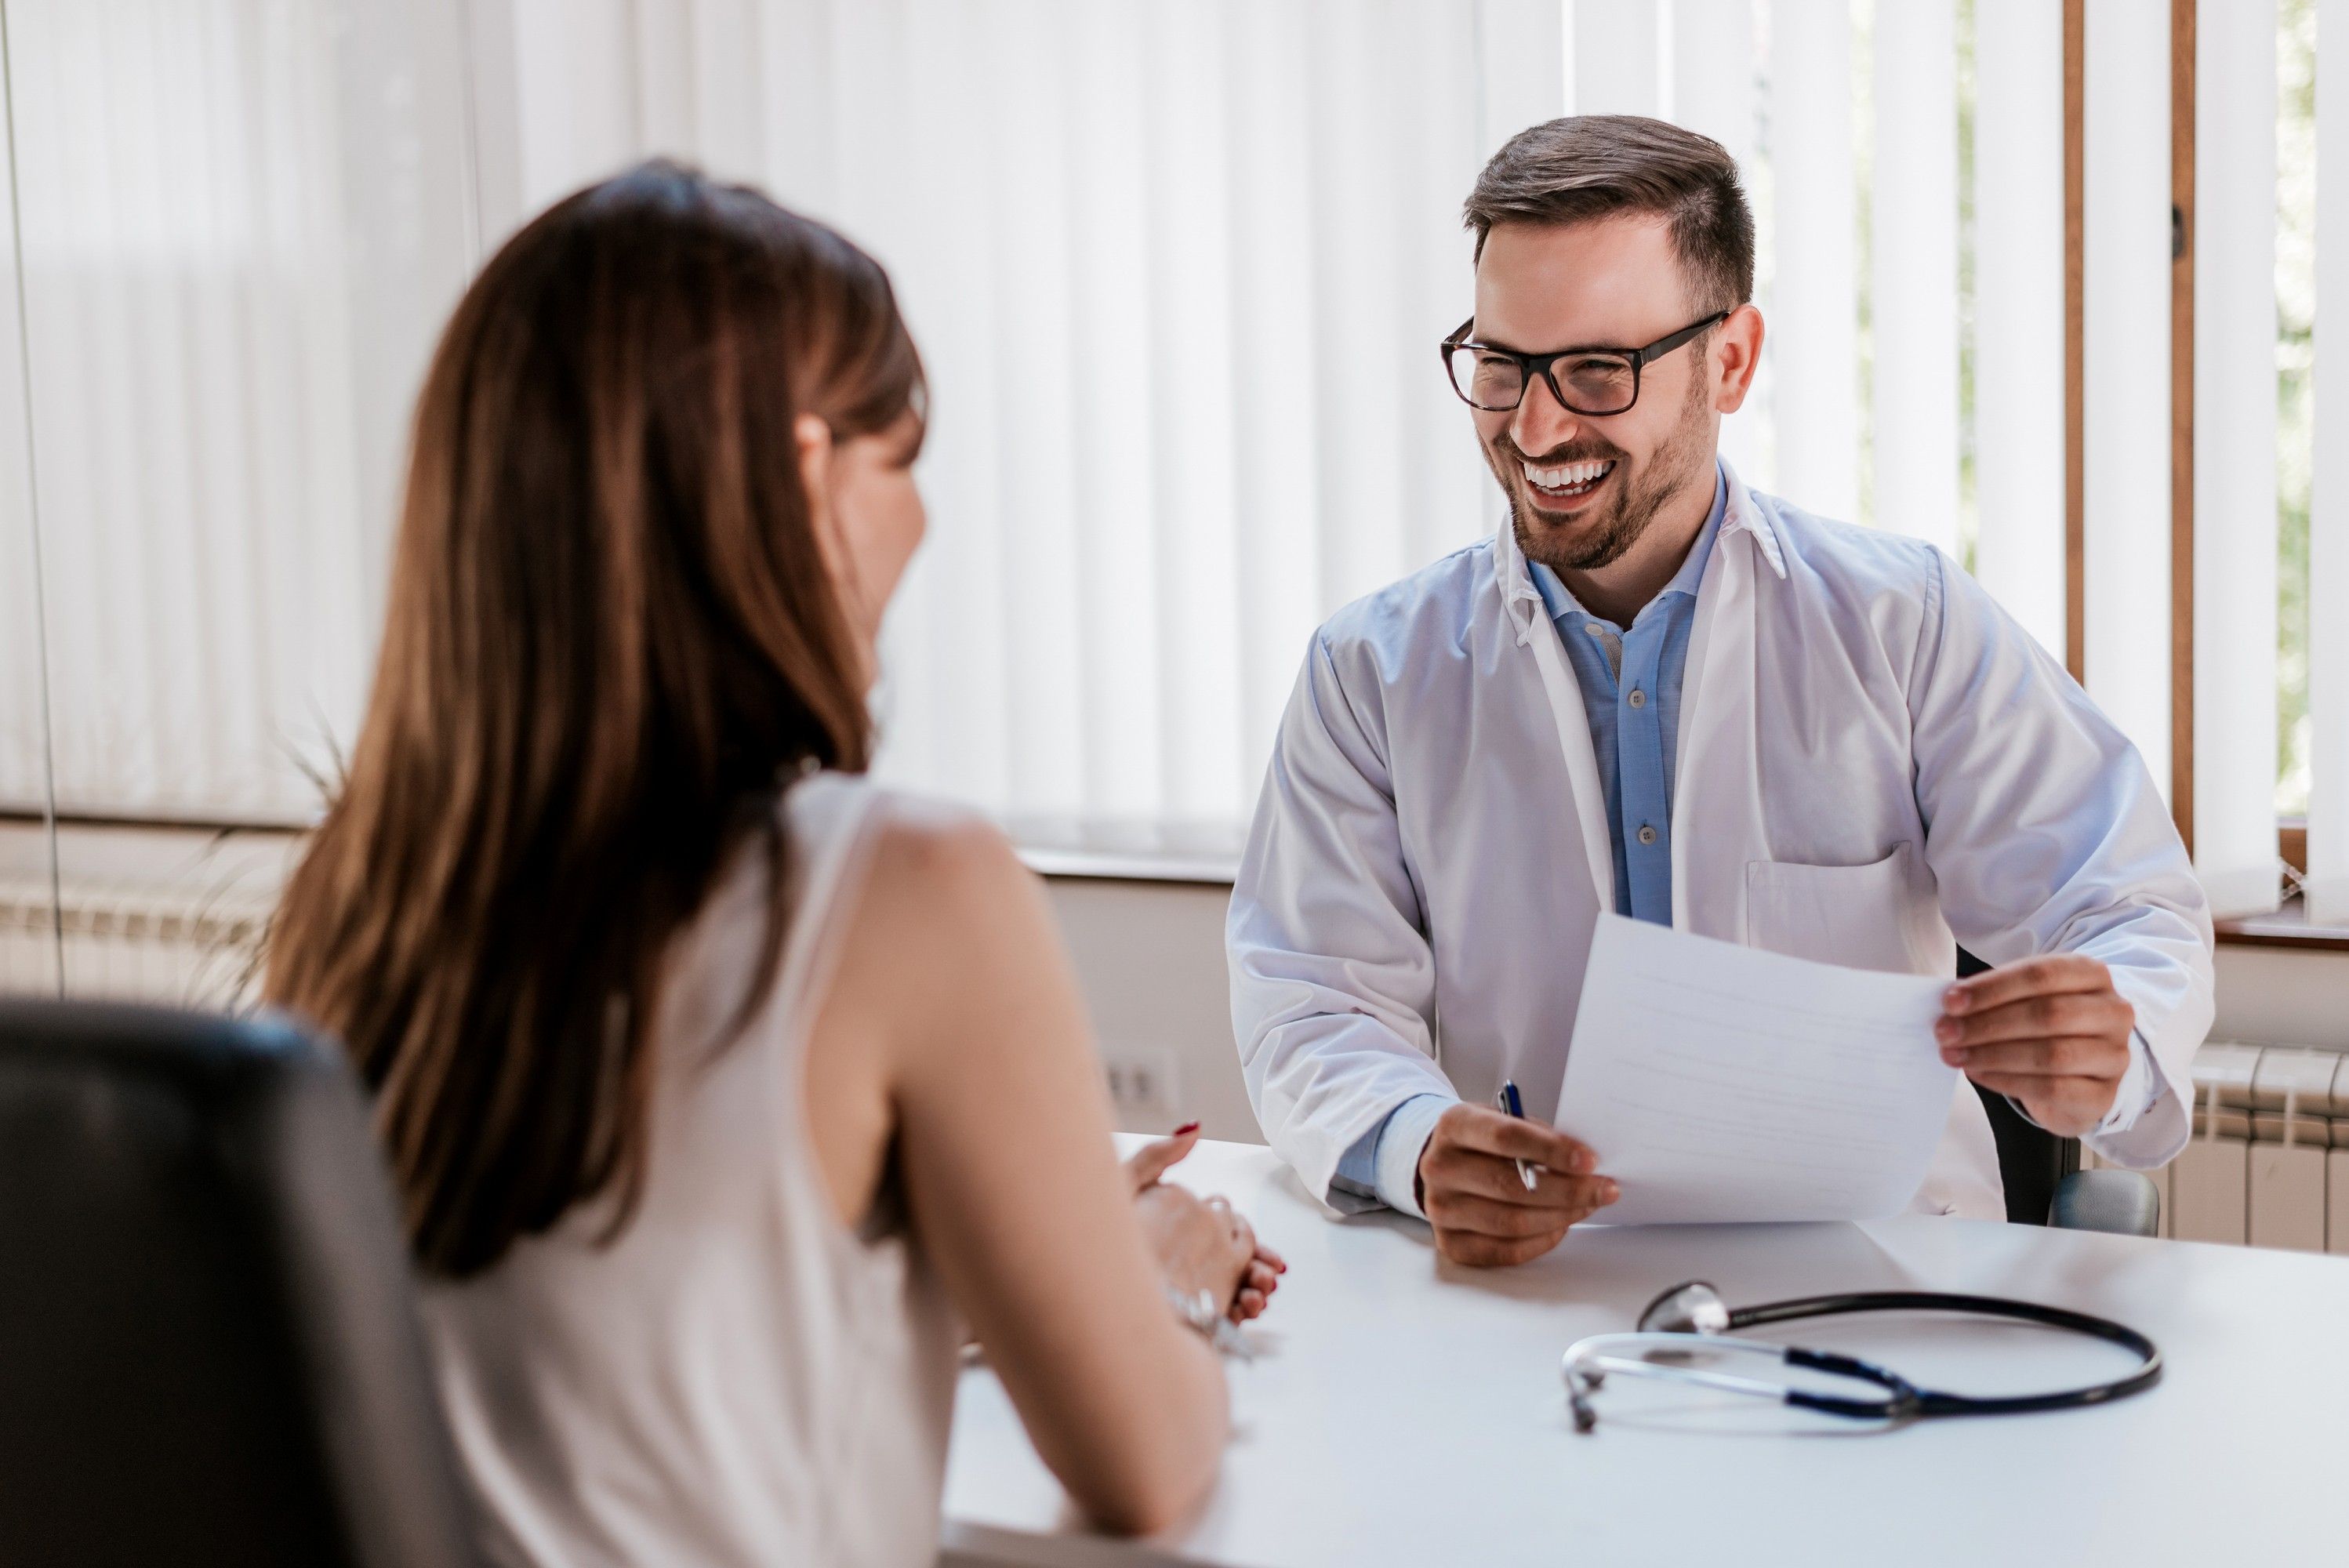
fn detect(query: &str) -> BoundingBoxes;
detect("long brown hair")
[267,162,924,1278]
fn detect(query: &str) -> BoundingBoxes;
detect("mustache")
[1493,434,1627,468]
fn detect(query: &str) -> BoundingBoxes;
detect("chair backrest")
[1956,949,2080,1225]
[0,1000,479,1568]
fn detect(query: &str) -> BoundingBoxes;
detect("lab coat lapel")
[1495,517,1616,914]
[1671,469,1782,942]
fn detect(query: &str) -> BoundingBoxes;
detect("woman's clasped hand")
[1124,1125,1286,1324]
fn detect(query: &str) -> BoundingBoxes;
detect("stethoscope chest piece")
[1635,1279,1736,1335]
[1561,1279,2161,1434]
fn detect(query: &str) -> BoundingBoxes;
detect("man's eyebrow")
[1467,331,1628,356]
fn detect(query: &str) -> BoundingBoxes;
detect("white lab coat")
[1229,467,2214,1219]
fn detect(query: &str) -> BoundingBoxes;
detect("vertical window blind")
[1768,0,1862,526]
[478,0,2043,839]
[1971,0,2068,660]
[2313,0,2349,922]
[1871,0,1961,559]
[0,0,2326,926]
[0,0,473,822]
[2081,0,2173,828]
[2195,0,2282,919]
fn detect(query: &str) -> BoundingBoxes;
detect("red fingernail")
[1172,1120,1200,1136]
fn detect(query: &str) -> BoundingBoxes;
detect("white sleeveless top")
[420,775,960,1568]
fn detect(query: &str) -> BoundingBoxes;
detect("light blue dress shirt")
[1330,469,1728,1214]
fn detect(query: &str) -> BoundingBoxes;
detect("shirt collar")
[1530,462,1729,630]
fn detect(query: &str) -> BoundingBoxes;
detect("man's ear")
[1710,303,1766,416]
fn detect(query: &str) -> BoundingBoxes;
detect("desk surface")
[942,1138,2349,1566]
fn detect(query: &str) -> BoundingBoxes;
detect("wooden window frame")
[2066,0,2344,948]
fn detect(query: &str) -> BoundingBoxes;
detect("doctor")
[1229,115,2214,1266]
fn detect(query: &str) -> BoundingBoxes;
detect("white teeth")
[1521,459,1614,490]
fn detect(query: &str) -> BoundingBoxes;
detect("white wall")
[1044,877,1263,1144]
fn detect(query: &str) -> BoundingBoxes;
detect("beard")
[1490,369,1715,576]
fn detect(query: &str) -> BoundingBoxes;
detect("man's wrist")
[2092,1027,2160,1137]
[2000,1028,2152,1138]
[1371,1093,1454,1220]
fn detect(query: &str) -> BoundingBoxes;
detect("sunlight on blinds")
[1666,0,1768,487]
[492,0,1512,836]
[2080,0,2172,801]
[1971,0,2068,659]
[0,87,43,815]
[2193,0,2282,918]
[1870,0,1962,557]
[0,0,472,822]
[0,0,2091,848]
[456,0,2077,837]
[1767,0,1861,524]
[1567,0,1662,117]
[2309,0,2349,922]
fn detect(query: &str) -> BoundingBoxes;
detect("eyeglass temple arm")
[1630,309,1732,367]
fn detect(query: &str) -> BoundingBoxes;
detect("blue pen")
[1491,1078,1539,1191]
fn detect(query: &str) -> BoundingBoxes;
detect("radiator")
[2104,1040,2349,1254]
[0,878,269,1012]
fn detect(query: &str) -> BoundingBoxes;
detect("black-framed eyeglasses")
[1440,310,1730,416]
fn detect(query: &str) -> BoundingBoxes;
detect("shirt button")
[1585,622,1605,637]
[1628,688,1647,709]
[1637,824,1657,846]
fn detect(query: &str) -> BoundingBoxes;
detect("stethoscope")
[1559,1280,2162,1433]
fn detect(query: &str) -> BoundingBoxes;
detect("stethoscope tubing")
[1723,1290,2164,1416]
[1566,1334,1929,1421]
[1562,1289,2163,1430]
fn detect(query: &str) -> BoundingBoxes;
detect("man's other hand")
[1414,1103,1617,1266]
[1937,954,2135,1137]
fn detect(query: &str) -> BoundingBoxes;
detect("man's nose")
[1509,372,1585,456]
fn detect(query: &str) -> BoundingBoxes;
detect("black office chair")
[1957,950,2160,1237]
[0,1000,481,1568]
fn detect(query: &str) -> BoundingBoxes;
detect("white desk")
[942,1138,2349,1566]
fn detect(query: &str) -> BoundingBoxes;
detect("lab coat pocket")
[1745,844,1932,975]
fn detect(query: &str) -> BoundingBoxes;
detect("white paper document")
[1555,913,1959,1225]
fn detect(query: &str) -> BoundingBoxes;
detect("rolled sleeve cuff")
[2094,1027,2165,1136]
[1370,1093,1453,1221]
[2006,1026,2172,1152]
[2082,1027,2191,1169]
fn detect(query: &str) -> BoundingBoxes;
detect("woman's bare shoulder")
[830,788,1048,1011]
[858,789,1026,901]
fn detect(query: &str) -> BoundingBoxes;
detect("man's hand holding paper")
[1937,954,2139,1138]
[1554,915,1962,1226]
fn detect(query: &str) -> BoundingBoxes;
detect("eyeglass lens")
[1446,347,1638,415]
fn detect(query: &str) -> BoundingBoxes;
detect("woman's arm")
[815,800,1237,1535]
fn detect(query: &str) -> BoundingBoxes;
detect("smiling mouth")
[1521,457,1617,504]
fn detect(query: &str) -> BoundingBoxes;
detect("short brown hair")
[1464,115,1755,314]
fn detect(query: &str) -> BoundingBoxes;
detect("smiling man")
[1227,116,2214,1265]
